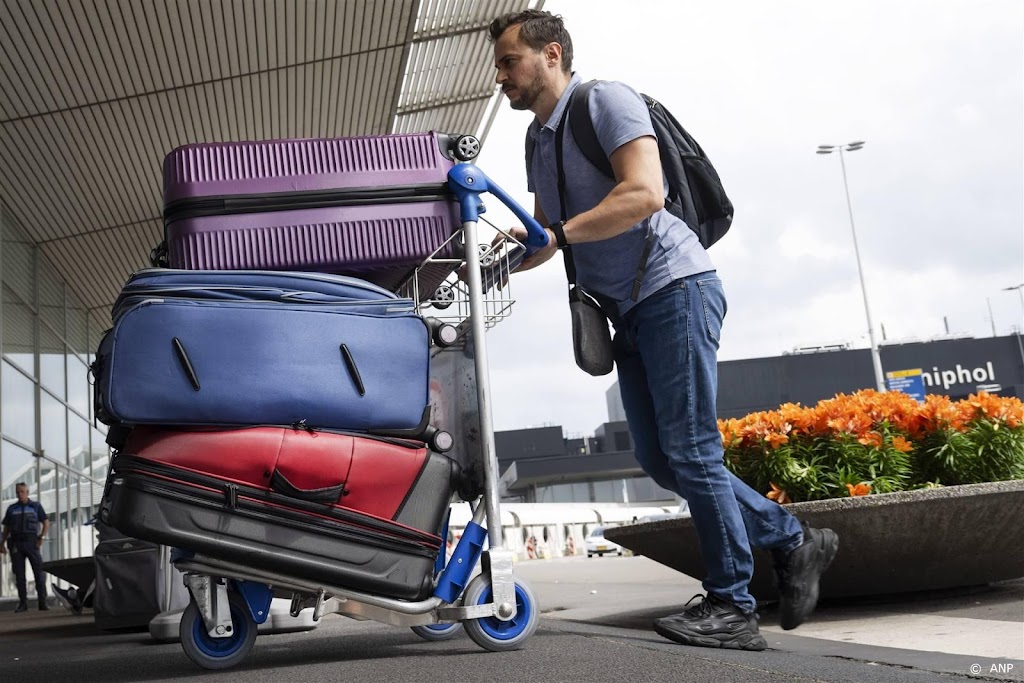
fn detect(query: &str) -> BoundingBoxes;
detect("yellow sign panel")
[886,368,923,379]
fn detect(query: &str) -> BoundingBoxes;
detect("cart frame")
[172,161,549,667]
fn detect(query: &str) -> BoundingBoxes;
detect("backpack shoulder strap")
[525,130,535,178]
[567,80,613,178]
[567,80,654,302]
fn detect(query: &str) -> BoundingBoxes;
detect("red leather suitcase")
[101,427,460,600]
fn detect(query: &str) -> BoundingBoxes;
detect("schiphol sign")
[887,362,1000,401]
[919,361,998,392]
[886,362,1001,399]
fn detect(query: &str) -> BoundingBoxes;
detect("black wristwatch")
[548,221,569,249]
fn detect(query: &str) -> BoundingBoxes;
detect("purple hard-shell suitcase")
[161,132,476,296]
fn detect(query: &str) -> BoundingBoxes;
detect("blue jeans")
[613,273,802,612]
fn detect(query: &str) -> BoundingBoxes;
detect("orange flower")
[767,483,790,504]
[846,482,871,497]
[891,436,913,453]
[779,403,812,434]
[718,418,744,448]
[964,392,1024,428]
[766,432,789,449]
[857,431,883,448]
[922,394,965,431]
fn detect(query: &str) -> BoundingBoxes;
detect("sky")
[468,0,1024,437]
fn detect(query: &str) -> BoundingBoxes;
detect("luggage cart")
[169,157,550,670]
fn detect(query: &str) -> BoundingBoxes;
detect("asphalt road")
[0,555,1020,683]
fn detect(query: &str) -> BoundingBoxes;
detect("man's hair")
[487,9,573,74]
[15,482,27,490]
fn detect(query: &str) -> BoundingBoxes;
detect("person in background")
[1,482,50,612]
[487,9,838,651]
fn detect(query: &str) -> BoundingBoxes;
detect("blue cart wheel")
[179,589,257,670]
[462,574,539,652]
[411,622,465,641]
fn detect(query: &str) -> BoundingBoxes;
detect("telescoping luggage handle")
[447,165,548,254]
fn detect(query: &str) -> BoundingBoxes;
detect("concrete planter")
[604,480,1024,600]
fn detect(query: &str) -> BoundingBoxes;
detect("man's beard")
[506,74,543,111]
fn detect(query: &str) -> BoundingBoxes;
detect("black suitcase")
[93,532,186,630]
[100,426,460,601]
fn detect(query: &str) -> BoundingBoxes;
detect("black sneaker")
[653,594,767,651]
[52,585,74,611]
[38,599,49,611]
[774,524,839,630]
[13,601,28,613]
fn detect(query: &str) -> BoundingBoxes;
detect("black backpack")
[527,80,733,250]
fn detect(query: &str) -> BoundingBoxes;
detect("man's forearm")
[561,180,662,245]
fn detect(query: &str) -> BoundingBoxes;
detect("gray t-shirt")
[526,74,715,315]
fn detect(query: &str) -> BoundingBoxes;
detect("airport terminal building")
[497,334,1024,504]
[0,0,537,600]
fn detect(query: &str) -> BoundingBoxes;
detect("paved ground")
[0,555,1021,682]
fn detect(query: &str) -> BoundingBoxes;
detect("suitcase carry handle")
[270,470,346,503]
[447,165,548,254]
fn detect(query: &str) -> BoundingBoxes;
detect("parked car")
[585,526,623,557]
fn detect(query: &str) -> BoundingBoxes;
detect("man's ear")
[543,41,562,67]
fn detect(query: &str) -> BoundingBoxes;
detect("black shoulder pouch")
[569,285,614,376]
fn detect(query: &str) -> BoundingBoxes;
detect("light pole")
[1003,284,1024,328]
[817,141,886,393]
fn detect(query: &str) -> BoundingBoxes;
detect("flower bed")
[606,480,1024,600]
[719,390,1024,503]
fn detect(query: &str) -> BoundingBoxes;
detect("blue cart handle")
[448,165,549,253]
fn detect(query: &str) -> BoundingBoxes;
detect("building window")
[0,204,106,596]
[2,361,37,449]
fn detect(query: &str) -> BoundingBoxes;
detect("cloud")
[472,0,1023,436]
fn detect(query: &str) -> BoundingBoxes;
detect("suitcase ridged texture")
[164,134,447,200]
[163,133,461,297]
[173,214,453,272]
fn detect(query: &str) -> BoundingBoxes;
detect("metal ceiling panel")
[1,0,537,312]
[40,219,161,313]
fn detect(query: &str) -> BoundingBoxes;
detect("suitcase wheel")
[478,244,496,267]
[462,574,539,652]
[431,285,455,310]
[149,242,169,268]
[452,134,481,161]
[179,590,257,670]
[411,622,465,641]
[428,429,454,453]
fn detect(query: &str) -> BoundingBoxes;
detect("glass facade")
[0,202,109,598]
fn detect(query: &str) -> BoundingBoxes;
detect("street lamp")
[817,141,886,393]
[1003,284,1024,326]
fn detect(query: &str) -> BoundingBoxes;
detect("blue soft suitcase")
[94,270,430,432]
[112,268,401,320]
